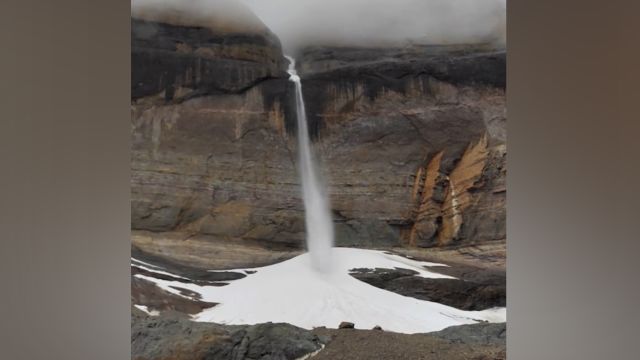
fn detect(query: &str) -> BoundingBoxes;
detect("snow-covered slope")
[133,248,506,334]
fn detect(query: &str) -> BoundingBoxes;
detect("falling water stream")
[285,55,334,272]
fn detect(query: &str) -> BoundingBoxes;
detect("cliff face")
[131,15,302,248]
[131,16,286,101]
[131,16,506,249]
[298,46,506,247]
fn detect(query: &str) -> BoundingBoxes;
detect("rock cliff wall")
[297,46,506,247]
[131,15,506,249]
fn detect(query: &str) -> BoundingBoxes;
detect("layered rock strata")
[131,12,506,249]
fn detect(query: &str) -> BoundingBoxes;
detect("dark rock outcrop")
[431,322,506,346]
[349,265,505,311]
[131,276,217,315]
[132,313,325,360]
[131,17,285,102]
[130,6,506,251]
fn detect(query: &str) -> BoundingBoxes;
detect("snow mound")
[134,248,506,334]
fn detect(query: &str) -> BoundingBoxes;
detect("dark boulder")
[338,322,355,329]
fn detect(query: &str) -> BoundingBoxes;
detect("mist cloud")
[131,0,266,32]
[132,0,506,50]
[243,0,505,50]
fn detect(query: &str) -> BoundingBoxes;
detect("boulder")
[338,321,355,329]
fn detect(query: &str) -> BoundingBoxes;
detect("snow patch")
[131,259,192,281]
[296,344,325,360]
[134,304,160,316]
[137,248,506,334]
[131,257,163,270]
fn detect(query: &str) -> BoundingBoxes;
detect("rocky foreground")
[311,323,506,360]
[132,309,505,360]
[132,309,324,360]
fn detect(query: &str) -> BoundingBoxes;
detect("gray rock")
[349,263,505,311]
[338,322,355,329]
[430,322,506,346]
[132,313,325,360]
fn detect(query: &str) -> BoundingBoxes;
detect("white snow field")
[133,248,506,334]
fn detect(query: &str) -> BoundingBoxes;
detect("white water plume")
[285,55,334,272]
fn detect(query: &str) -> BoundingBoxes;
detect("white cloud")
[243,0,506,49]
[131,0,506,49]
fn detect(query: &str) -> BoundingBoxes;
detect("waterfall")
[285,55,334,272]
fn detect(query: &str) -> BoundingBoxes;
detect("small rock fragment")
[338,322,355,329]
[373,325,383,331]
